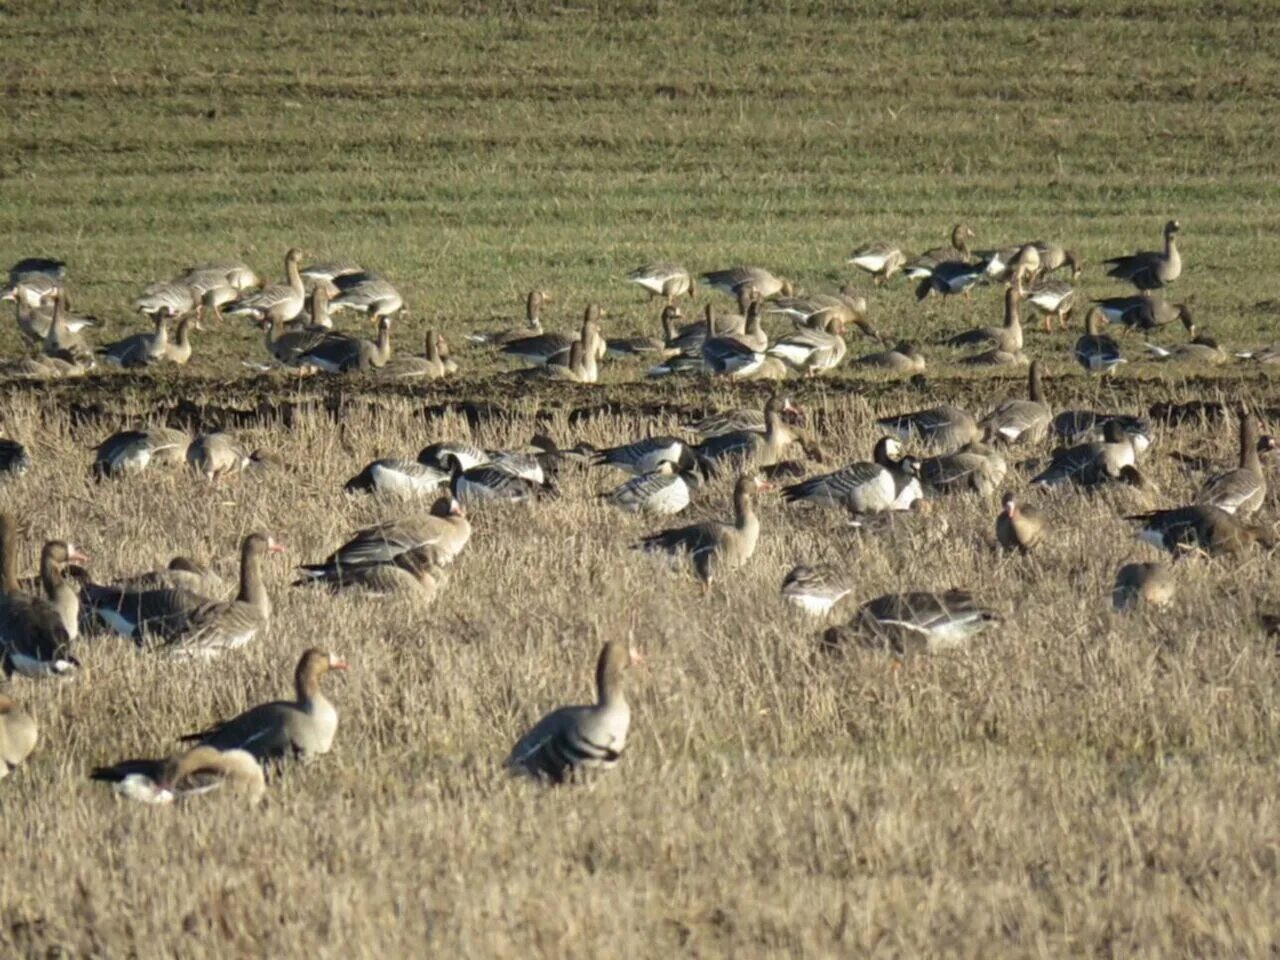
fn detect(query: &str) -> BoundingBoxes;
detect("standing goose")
[662,300,748,357]
[1031,243,1082,280]
[224,248,306,324]
[466,291,550,345]
[853,340,926,374]
[181,648,347,761]
[695,396,801,471]
[1104,220,1182,291]
[100,314,169,368]
[0,515,79,678]
[506,641,640,784]
[298,496,471,577]
[0,695,37,780]
[1031,420,1135,487]
[92,745,266,805]
[328,271,405,320]
[133,280,196,318]
[903,224,975,279]
[182,259,260,293]
[1196,409,1267,517]
[700,266,793,300]
[782,437,920,515]
[877,403,979,451]
[824,589,1001,654]
[847,242,905,285]
[767,315,848,376]
[1125,505,1273,557]
[980,359,1051,445]
[1112,562,1175,612]
[1074,307,1125,374]
[1025,279,1076,331]
[92,427,190,479]
[627,263,696,303]
[995,492,1046,553]
[915,259,986,301]
[943,284,1024,353]
[599,461,696,515]
[781,564,852,615]
[637,474,768,584]
[978,243,1041,286]
[768,287,875,338]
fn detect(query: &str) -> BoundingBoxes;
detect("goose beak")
[267,536,287,554]
[67,544,89,564]
[328,654,349,671]
[628,647,645,666]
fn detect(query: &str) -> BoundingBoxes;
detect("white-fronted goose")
[1095,295,1190,333]
[1074,307,1125,374]
[181,648,347,761]
[663,301,748,357]
[329,271,404,319]
[133,280,196,318]
[299,497,471,577]
[84,533,284,656]
[903,224,975,279]
[1126,505,1273,557]
[502,303,605,366]
[293,314,392,373]
[0,354,90,380]
[1104,220,1182,291]
[1032,243,1082,280]
[996,492,1046,554]
[980,359,1051,444]
[781,564,851,615]
[93,745,266,805]
[0,695,37,780]
[681,408,766,439]
[1112,562,1175,612]
[299,260,364,285]
[121,556,224,597]
[637,474,767,584]
[1026,279,1075,331]
[506,640,639,784]
[36,540,87,641]
[294,551,444,602]
[782,437,920,515]
[982,244,1041,285]
[877,403,979,451]
[700,267,793,300]
[958,345,1028,368]
[375,330,451,380]
[1196,409,1267,517]
[163,314,199,365]
[183,259,260,292]
[943,284,1024,353]
[92,427,189,479]
[225,248,306,324]
[100,315,169,368]
[847,242,905,285]
[768,287,875,335]
[1031,420,1135,487]
[696,396,801,471]
[768,316,847,375]
[344,458,450,498]
[186,432,256,481]
[593,434,694,475]
[825,589,1000,654]
[0,515,79,679]
[466,291,549,345]
[599,461,696,515]
[628,263,695,303]
[854,340,926,374]
[1145,321,1228,366]
[539,331,597,384]
[919,441,1007,497]
[1051,411,1152,454]
[2,272,61,316]
[41,291,93,364]
[1235,344,1280,364]
[0,436,31,477]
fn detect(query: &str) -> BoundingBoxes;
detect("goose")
[294,550,444,602]
[0,437,31,477]
[919,442,1007,497]
[502,303,606,366]
[506,640,639,784]
[224,248,306,324]
[876,403,979,451]
[328,271,404,319]
[1125,505,1273,557]
[163,313,199,365]
[118,557,224,597]
[1235,344,1280,364]
[375,330,452,380]
[0,515,80,678]
[767,287,875,338]
[594,435,694,475]
[514,340,592,383]
[700,334,767,379]
[782,437,920,515]
[1031,420,1135,487]
[91,745,265,805]
[980,359,1051,444]
[417,441,489,473]
[344,458,451,497]
[1196,409,1267,517]
[606,324,669,360]
[179,259,260,293]
[637,474,768,584]
[1074,307,1125,374]
[662,300,749,357]
[958,345,1028,368]
[181,648,347,761]
[99,314,169,368]
[995,492,1046,553]
[781,564,852,615]
[915,259,985,301]
[466,291,550,345]
[257,290,335,366]
[1051,411,1152,454]
[298,497,471,578]
[627,263,695,303]
[36,540,87,641]
[824,589,1001,654]
[3,272,61,318]
[83,533,284,656]
[681,409,767,439]
[1025,279,1076,331]
[942,284,1024,353]
[1031,243,1082,280]
[767,316,847,376]
[1145,317,1228,366]
[599,461,696,515]
[1104,220,1182,291]
[0,695,37,780]
[92,427,189,479]
[696,396,802,471]
[292,314,393,373]
[975,243,1041,285]
[185,432,257,481]
[847,242,905,285]
[1112,562,1175,612]
[853,340,926,374]
[40,290,93,364]
[299,260,364,285]
[133,280,196,318]
[7,257,65,285]
[700,266,793,300]
[448,456,557,505]
[903,224,975,279]
[1095,295,1190,333]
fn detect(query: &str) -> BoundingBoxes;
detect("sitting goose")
[418,440,489,473]
[600,461,697,515]
[41,291,93,364]
[0,516,80,678]
[681,408,767,439]
[847,242,905,286]
[181,648,347,761]
[344,458,451,498]
[903,224,975,279]
[298,497,471,576]
[328,271,404,320]
[0,695,38,780]
[1031,420,1135,487]
[782,437,921,515]
[627,263,695,303]
[637,474,768,584]
[1126,505,1273,557]
[995,492,1046,554]
[1074,307,1125,374]
[83,533,284,657]
[853,340,926,374]
[163,313,199,365]
[700,266,793,300]
[942,284,1024,353]
[1145,315,1228,366]
[781,564,852,615]
[535,333,597,385]
[980,359,1051,445]
[92,427,190,479]
[224,248,306,324]
[593,434,695,475]
[695,396,802,471]
[466,291,549,346]
[768,315,848,376]
[373,330,451,380]
[1196,409,1268,517]
[294,551,444,602]
[1112,562,1175,612]
[1095,295,1191,333]
[92,745,266,805]
[186,432,258,481]
[99,314,169,368]
[117,556,224,597]
[448,455,558,505]
[506,641,639,784]
[919,441,1007,497]
[1051,410,1152,454]
[502,303,606,367]
[1104,220,1182,291]
[292,314,393,373]
[299,260,364,285]
[1025,279,1076,331]
[877,403,979,451]
[823,589,1001,654]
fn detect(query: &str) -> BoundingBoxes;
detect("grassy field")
[4,2,1280,956]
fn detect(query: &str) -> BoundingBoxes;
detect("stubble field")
[3,2,1280,957]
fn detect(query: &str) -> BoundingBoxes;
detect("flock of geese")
[2,217,1278,800]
